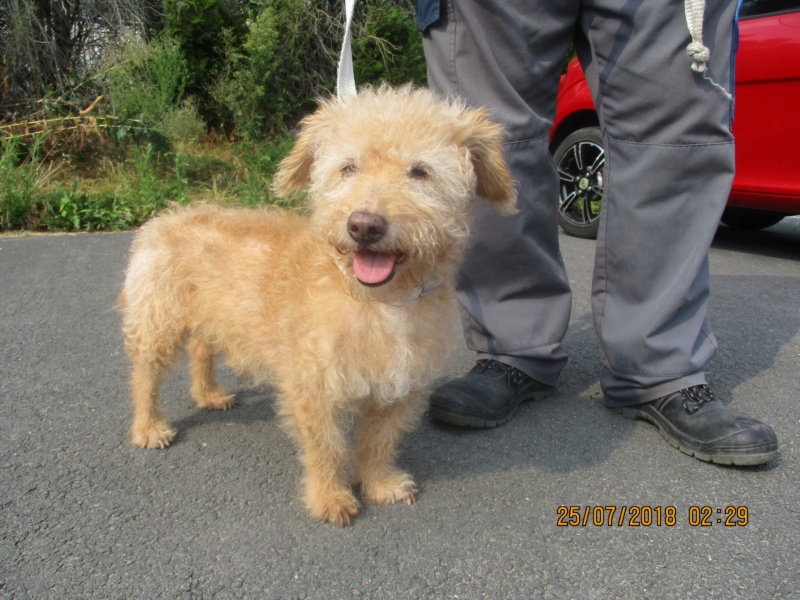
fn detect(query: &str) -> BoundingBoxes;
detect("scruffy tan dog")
[120,86,516,526]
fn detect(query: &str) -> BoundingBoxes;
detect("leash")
[684,0,733,100]
[336,0,358,100]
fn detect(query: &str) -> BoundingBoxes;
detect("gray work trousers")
[420,0,738,406]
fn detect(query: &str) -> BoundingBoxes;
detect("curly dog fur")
[120,86,516,526]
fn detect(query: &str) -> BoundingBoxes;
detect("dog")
[119,86,516,526]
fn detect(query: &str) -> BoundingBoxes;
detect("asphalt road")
[2,217,798,599]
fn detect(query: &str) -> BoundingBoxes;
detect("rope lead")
[685,0,734,100]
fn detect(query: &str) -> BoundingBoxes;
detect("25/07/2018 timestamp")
[556,505,749,527]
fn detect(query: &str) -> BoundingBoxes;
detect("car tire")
[553,126,604,239]
[720,208,784,231]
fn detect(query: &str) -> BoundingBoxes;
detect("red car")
[550,1,800,238]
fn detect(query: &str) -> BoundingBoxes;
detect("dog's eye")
[341,163,358,178]
[409,165,429,180]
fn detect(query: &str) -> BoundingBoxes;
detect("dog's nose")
[347,211,388,244]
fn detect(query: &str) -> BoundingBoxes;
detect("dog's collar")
[411,273,445,299]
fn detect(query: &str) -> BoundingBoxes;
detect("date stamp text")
[556,505,749,527]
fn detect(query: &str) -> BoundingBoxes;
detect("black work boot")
[613,385,778,466]
[429,359,554,427]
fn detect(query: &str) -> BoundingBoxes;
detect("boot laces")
[681,385,716,414]
[475,359,529,385]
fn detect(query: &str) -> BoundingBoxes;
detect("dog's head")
[273,86,517,302]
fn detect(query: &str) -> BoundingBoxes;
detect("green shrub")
[163,0,240,107]
[211,9,283,138]
[35,144,191,232]
[0,138,32,229]
[104,35,203,147]
[210,0,426,137]
[353,4,427,86]
[158,98,207,144]
[0,136,56,230]
[119,143,190,217]
[234,137,296,207]
[209,0,340,137]
[39,182,128,232]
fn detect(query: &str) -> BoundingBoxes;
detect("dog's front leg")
[355,392,425,506]
[282,388,360,527]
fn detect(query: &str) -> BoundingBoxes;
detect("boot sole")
[613,407,778,467]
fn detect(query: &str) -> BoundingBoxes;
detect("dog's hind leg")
[129,352,177,449]
[281,386,360,526]
[187,335,234,411]
[355,393,425,506]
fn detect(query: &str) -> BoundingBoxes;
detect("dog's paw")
[195,389,234,411]
[362,473,417,506]
[307,490,360,527]
[131,423,176,449]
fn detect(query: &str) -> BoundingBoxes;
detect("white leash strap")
[685,0,710,73]
[684,0,733,100]
[337,0,358,101]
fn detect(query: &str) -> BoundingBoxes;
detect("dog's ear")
[272,107,329,197]
[456,108,518,214]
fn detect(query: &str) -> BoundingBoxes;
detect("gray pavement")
[1,218,798,599]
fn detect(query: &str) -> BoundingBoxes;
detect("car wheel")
[720,208,784,231]
[553,126,604,239]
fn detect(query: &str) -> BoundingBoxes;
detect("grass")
[0,133,299,233]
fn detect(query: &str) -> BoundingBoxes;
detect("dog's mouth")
[352,250,404,287]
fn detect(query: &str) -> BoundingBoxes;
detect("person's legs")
[423,0,577,388]
[421,0,579,426]
[577,0,777,463]
[421,0,777,464]
[576,0,734,404]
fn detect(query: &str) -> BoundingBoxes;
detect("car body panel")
[730,10,800,210]
[550,9,800,218]
[552,60,597,149]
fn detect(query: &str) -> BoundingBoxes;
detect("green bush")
[1,138,32,229]
[210,0,339,137]
[118,143,190,218]
[210,10,283,137]
[104,35,204,146]
[39,183,127,232]
[163,0,241,109]
[208,1,425,137]
[158,98,207,144]
[353,4,427,86]
[0,139,196,232]
[234,137,296,206]
[0,136,53,230]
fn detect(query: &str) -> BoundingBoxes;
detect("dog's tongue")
[353,250,396,284]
